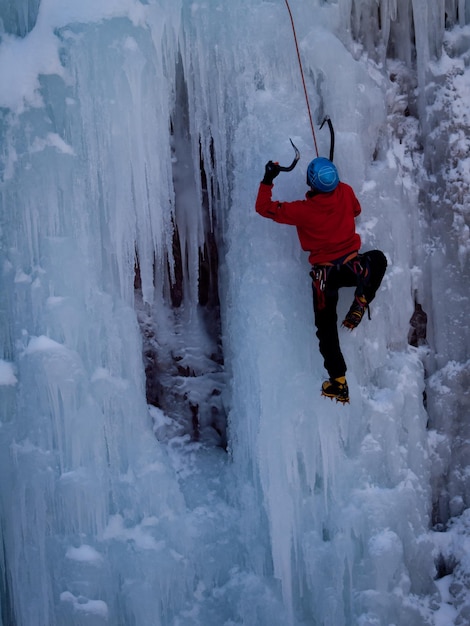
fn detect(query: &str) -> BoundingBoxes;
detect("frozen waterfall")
[0,1,469,625]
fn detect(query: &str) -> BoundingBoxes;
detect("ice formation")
[0,1,469,624]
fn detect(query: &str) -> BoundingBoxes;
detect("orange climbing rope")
[284,0,319,157]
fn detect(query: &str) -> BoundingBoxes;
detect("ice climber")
[255,157,387,404]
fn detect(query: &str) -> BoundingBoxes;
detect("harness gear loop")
[284,0,319,156]
[310,266,330,310]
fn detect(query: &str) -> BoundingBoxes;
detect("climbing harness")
[284,0,318,156]
[310,252,358,311]
[310,252,371,314]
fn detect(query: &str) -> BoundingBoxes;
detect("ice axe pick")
[277,138,300,172]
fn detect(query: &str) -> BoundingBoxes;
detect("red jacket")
[255,181,362,265]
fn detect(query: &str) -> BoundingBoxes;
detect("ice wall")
[223,2,431,622]
[0,0,469,625]
[222,0,470,622]
[338,0,470,533]
[0,4,198,624]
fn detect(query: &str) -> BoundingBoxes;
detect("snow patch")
[102,514,165,551]
[65,545,103,564]
[25,335,65,353]
[60,591,108,618]
[0,360,17,386]
[31,133,75,156]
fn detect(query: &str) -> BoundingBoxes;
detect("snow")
[65,545,103,564]
[30,132,76,155]
[0,360,17,386]
[25,335,66,353]
[0,1,469,625]
[60,591,109,618]
[102,514,166,550]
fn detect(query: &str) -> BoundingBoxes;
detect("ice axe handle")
[277,138,300,172]
[320,116,335,162]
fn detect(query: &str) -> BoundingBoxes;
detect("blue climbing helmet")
[306,157,339,192]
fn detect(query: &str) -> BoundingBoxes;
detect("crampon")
[321,377,350,404]
[342,295,369,330]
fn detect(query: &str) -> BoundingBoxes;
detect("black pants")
[311,250,387,379]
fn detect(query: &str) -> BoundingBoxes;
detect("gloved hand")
[262,160,281,185]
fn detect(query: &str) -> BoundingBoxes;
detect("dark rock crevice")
[134,54,227,448]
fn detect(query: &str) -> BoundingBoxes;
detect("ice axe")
[261,139,299,184]
[277,138,300,172]
[320,116,335,162]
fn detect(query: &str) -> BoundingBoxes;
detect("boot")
[321,376,349,404]
[342,295,368,330]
